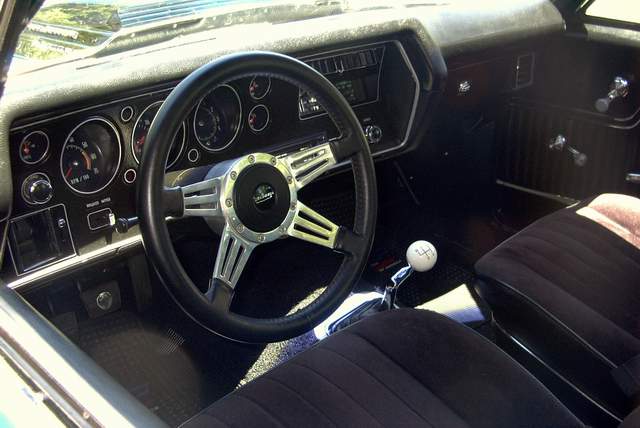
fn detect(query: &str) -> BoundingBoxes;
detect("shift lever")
[313,241,437,339]
[384,240,438,309]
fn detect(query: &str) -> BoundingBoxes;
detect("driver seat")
[181,309,639,427]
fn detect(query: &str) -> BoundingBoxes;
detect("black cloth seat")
[183,309,587,428]
[476,193,640,367]
[475,193,640,415]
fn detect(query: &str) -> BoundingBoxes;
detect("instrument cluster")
[5,40,420,281]
[12,75,285,199]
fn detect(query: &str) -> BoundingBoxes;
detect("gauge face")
[19,131,49,164]
[248,105,270,133]
[249,76,271,100]
[193,85,242,152]
[60,117,121,194]
[132,101,185,169]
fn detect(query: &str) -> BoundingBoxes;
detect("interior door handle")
[595,76,630,113]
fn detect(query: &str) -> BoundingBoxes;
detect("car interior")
[1,0,640,427]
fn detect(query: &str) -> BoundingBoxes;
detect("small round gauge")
[249,76,271,100]
[19,131,49,164]
[248,105,270,133]
[132,101,186,169]
[60,117,122,195]
[193,85,242,152]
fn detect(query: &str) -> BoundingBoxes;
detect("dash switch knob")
[364,125,383,144]
[22,173,53,205]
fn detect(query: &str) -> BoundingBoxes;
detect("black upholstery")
[476,194,640,368]
[475,193,640,418]
[183,309,584,428]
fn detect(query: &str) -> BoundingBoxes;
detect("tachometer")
[132,101,185,169]
[60,117,121,195]
[193,85,242,152]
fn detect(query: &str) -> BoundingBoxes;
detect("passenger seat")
[475,193,640,419]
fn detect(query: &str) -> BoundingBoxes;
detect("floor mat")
[396,261,476,307]
[75,311,204,427]
[75,306,321,426]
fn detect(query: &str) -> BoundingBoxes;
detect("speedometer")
[60,117,121,195]
[193,85,242,152]
[132,101,185,169]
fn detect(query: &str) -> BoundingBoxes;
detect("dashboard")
[3,39,425,285]
[0,0,566,290]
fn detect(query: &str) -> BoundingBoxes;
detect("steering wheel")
[138,52,377,343]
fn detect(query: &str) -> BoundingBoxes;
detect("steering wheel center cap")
[222,153,296,237]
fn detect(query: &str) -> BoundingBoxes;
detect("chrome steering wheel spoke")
[286,201,339,249]
[163,177,223,219]
[212,225,257,289]
[283,143,337,190]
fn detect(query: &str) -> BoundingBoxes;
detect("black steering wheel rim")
[138,51,377,343]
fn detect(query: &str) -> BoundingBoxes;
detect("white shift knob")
[406,241,437,272]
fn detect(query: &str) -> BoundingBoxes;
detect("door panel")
[496,34,640,202]
[498,100,640,200]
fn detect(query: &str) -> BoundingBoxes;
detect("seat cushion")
[475,193,640,367]
[182,309,583,428]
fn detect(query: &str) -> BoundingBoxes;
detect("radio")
[299,46,384,119]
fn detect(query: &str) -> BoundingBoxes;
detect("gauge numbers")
[193,85,242,152]
[60,117,121,195]
[132,101,185,169]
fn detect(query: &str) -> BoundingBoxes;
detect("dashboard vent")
[514,53,535,90]
[305,47,383,75]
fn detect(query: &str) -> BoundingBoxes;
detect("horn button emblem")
[231,162,292,233]
[252,183,276,210]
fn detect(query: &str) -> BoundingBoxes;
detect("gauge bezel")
[60,116,122,195]
[249,75,272,100]
[247,104,271,133]
[131,100,186,169]
[193,84,242,153]
[19,130,50,165]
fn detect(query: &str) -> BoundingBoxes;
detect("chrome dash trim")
[6,234,142,290]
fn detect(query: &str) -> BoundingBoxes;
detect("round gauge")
[249,76,271,100]
[193,85,242,152]
[132,101,186,169]
[60,117,122,195]
[19,131,49,164]
[248,105,270,133]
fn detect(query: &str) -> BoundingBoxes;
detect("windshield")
[12,0,436,75]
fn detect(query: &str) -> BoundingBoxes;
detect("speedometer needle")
[65,167,72,178]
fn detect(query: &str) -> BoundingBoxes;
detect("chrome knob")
[548,134,587,167]
[595,76,630,113]
[21,174,52,205]
[364,125,383,144]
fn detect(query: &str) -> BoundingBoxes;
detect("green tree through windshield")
[14,0,339,66]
